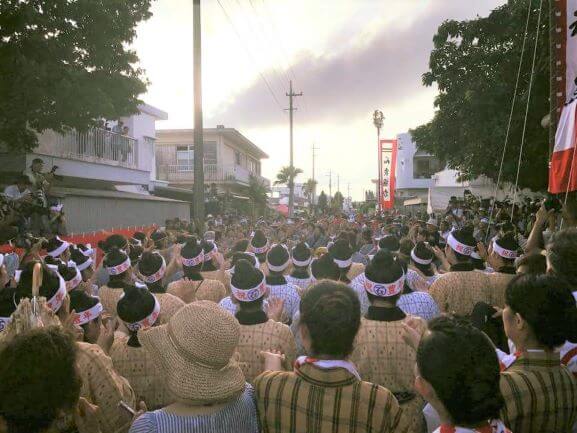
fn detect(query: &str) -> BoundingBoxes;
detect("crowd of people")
[0,191,575,433]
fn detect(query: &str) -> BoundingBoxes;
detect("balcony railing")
[35,128,138,168]
[157,163,269,188]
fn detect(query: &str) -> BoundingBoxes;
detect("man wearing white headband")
[350,249,428,433]
[230,259,297,383]
[258,244,300,324]
[430,228,499,316]
[483,234,520,309]
[138,251,184,325]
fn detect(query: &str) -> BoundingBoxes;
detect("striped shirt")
[218,283,300,324]
[500,350,577,433]
[286,275,313,291]
[128,384,259,433]
[254,362,408,433]
[406,269,439,292]
[352,273,442,321]
[397,291,441,322]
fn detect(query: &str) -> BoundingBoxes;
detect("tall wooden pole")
[193,0,205,230]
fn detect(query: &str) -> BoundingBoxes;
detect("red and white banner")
[549,0,577,193]
[379,139,397,209]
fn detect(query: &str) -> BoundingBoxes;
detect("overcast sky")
[134,0,506,200]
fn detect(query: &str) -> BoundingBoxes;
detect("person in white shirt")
[3,175,33,204]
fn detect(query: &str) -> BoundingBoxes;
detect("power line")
[216,0,285,111]
[230,0,290,96]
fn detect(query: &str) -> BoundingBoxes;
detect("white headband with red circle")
[363,273,405,298]
[493,241,517,260]
[447,233,474,256]
[106,257,131,276]
[123,296,161,332]
[231,275,267,302]
[74,302,103,326]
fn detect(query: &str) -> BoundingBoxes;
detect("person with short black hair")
[95,234,130,287]
[69,290,104,345]
[16,261,68,321]
[548,228,577,291]
[310,253,340,281]
[406,241,440,292]
[137,251,185,324]
[249,230,269,273]
[111,284,170,410]
[351,250,427,433]
[99,247,133,317]
[257,244,300,323]
[230,260,296,383]
[70,245,96,286]
[286,242,312,290]
[0,327,82,433]
[515,253,547,275]
[255,280,408,433]
[406,316,510,433]
[379,234,400,254]
[500,274,577,432]
[485,234,521,309]
[329,239,355,284]
[168,238,226,303]
[429,228,495,316]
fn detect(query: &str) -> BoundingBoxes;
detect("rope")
[510,0,544,222]
[485,0,533,242]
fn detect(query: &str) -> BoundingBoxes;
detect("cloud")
[209,1,502,127]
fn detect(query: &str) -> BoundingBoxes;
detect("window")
[204,141,217,165]
[413,156,441,179]
[176,145,193,171]
[235,151,241,165]
[176,141,217,171]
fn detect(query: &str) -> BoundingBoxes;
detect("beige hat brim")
[139,324,245,404]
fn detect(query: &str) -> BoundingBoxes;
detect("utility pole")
[312,143,319,211]
[327,170,332,200]
[286,80,302,218]
[337,174,340,193]
[373,110,384,213]
[193,0,205,230]
[347,182,350,199]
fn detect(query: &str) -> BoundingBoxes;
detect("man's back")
[254,363,407,433]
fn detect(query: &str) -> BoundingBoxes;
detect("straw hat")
[139,300,245,404]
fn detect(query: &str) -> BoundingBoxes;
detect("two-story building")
[395,132,443,205]
[155,125,270,200]
[0,104,191,233]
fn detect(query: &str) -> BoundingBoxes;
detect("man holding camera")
[22,158,58,235]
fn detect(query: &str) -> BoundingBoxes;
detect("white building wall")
[396,133,435,191]
[121,104,167,181]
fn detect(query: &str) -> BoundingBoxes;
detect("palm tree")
[302,178,318,211]
[274,166,303,187]
[247,175,269,220]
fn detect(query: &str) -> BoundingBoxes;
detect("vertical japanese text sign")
[379,139,397,209]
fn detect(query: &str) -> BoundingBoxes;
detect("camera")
[544,194,562,213]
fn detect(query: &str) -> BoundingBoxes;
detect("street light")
[373,110,384,213]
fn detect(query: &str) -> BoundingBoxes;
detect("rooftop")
[156,126,269,159]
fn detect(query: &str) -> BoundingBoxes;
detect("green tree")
[302,178,318,209]
[274,166,303,188]
[247,175,269,220]
[332,191,344,212]
[0,0,153,151]
[411,0,550,190]
[317,190,328,213]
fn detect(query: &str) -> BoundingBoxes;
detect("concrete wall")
[61,193,189,234]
